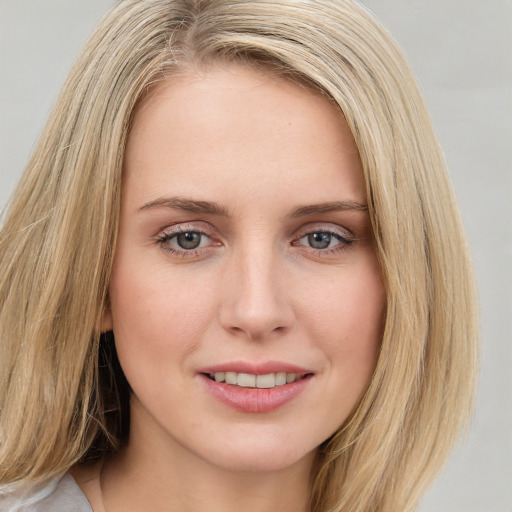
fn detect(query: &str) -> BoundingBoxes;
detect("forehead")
[123,63,365,209]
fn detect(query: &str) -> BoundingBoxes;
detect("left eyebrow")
[288,200,368,218]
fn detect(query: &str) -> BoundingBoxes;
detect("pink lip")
[198,360,311,375]
[197,361,314,413]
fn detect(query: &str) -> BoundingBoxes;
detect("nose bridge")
[220,237,293,340]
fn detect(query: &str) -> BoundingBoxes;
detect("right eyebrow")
[137,196,230,217]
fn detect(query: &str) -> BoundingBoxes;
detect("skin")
[74,63,385,512]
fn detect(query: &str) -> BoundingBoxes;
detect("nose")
[219,244,294,341]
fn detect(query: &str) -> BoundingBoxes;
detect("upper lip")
[197,360,313,376]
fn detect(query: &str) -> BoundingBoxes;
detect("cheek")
[302,257,385,375]
[108,257,216,370]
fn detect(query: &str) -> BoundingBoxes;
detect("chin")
[193,430,319,475]
[211,450,315,475]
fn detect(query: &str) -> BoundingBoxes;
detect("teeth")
[225,372,237,385]
[237,373,256,387]
[275,372,286,386]
[210,371,304,388]
[256,373,275,388]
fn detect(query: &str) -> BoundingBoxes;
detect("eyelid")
[157,222,215,238]
[153,220,358,258]
[292,222,355,241]
[154,222,221,257]
[290,223,357,257]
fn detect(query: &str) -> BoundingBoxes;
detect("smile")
[199,364,314,412]
[206,372,306,388]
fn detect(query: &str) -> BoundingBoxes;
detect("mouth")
[198,362,314,412]
[203,371,311,389]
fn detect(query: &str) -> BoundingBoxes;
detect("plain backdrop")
[1,1,511,511]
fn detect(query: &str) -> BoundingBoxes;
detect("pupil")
[308,232,331,249]
[177,232,201,249]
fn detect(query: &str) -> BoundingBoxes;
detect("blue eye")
[293,229,354,254]
[307,232,334,249]
[156,228,213,255]
[175,232,203,250]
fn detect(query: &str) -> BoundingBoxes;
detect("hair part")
[0,1,478,511]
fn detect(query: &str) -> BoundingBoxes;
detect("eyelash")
[154,225,216,258]
[291,229,354,255]
[154,225,355,258]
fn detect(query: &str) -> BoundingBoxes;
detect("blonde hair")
[0,1,478,511]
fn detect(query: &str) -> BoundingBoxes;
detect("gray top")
[0,473,93,512]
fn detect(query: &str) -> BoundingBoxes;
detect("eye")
[155,226,217,256]
[174,231,204,250]
[306,232,337,249]
[292,227,354,254]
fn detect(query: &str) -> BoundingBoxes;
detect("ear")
[101,306,113,332]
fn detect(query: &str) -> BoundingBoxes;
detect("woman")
[0,1,478,511]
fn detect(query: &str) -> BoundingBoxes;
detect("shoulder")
[0,473,93,512]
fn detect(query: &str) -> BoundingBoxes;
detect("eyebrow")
[288,200,368,217]
[137,196,368,218]
[137,196,230,216]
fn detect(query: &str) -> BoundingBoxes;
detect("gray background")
[1,1,511,510]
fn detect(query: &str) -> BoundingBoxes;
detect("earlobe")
[101,306,113,332]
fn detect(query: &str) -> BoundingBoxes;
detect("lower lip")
[200,374,312,413]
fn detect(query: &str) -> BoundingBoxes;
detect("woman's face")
[105,64,385,474]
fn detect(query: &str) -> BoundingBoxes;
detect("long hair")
[0,1,478,511]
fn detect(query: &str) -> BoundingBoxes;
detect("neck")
[102,448,313,512]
